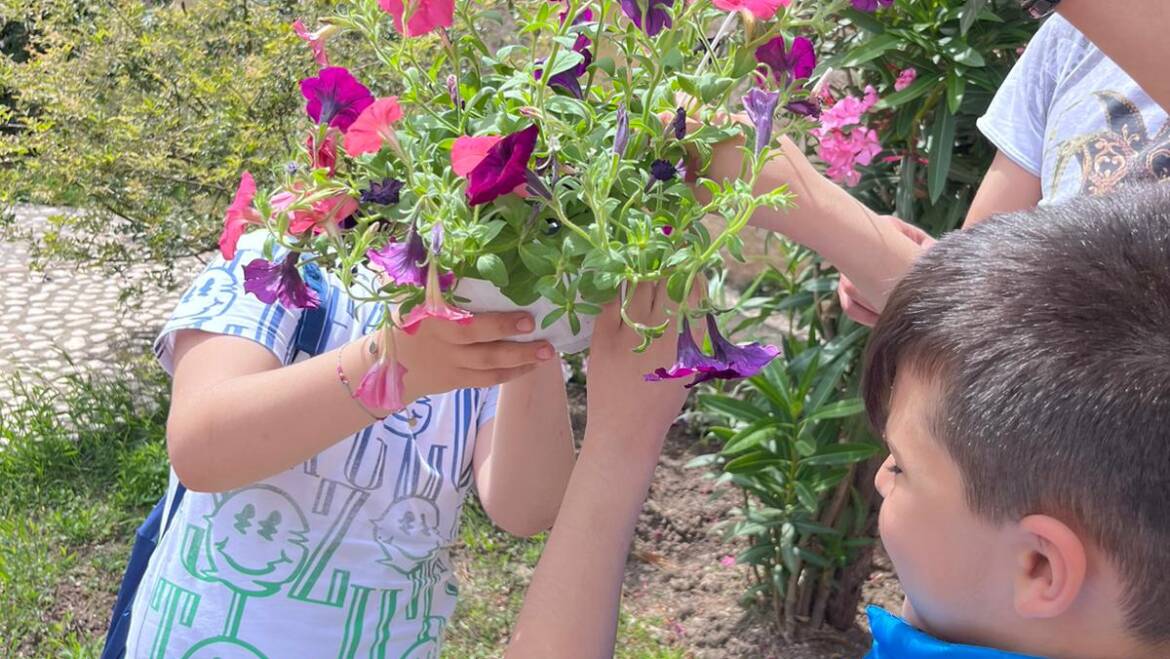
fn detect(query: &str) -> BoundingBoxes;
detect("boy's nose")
[874,454,896,498]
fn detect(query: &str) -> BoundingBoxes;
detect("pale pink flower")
[400,241,473,334]
[292,20,333,67]
[719,555,736,568]
[343,97,404,157]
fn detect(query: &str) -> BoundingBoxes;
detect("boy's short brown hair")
[863,184,1170,642]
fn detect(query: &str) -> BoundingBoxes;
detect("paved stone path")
[0,205,195,399]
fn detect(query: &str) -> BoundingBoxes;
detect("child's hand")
[838,216,935,326]
[391,312,555,400]
[586,282,694,440]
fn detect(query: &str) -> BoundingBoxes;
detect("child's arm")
[506,282,691,658]
[472,360,575,536]
[166,312,552,492]
[1059,1,1170,111]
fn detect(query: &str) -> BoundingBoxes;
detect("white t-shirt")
[125,232,497,659]
[977,15,1170,203]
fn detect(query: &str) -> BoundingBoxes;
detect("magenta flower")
[464,125,540,206]
[851,0,893,11]
[300,67,374,133]
[712,0,789,20]
[743,88,780,157]
[894,67,918,92]
[218,172,262,260]
[645,316,780,387]
[305,129,339,175]
[755,36,815,87]
[536,34,592,99]
[619,0,673,37]
[243,254,320,309]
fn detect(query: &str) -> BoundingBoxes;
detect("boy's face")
[875,369,1019,647]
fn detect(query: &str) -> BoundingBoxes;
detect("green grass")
[0,365,683,658]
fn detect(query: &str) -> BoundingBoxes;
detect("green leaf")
[941,39,985,67]
[794,481,818,511]
[721,420,781,455]
[841,8,886,35]
[595,56,616,77]
[699,394,770,423]
[540,307,566,329]
[805,398,865,424]
[927,104,957,203]
[666,270,689,304]
[725,453,782,474]
[959,0,989,35]
[838,34,900,68]
[946,73,967,114]
[874,76,935,110]
[518,242,558,276]
[476,253,509,287]
[802,442,881,467]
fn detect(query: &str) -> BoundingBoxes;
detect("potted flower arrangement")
[219,0,852,409]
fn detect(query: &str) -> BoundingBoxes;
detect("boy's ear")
[1013,514,1087,620]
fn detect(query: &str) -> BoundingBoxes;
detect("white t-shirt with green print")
[125,233,497,659]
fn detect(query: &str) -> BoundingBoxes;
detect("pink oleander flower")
[305,129,339,175]
[300,67,374,133]
[894,67,918,92]
[270,188,360,236]
[291,19,334,67]
[454,125,540,206]
[719,555,736,568]
[818,126,882,187]
[400,239,473,334]
[712,0,789,20]
[343,97,404,157]
[819,86,878,131]
[218,172,262,260]
[755,36,815,88]
[243,253,320,309]
[378,0,454,37]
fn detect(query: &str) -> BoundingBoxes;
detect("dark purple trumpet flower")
[743,88,781,157]
[614,104,630,156]
[367,228,453,290]
[649,159,678,183]
[555,0,593,24]
[755,36,816,88]
[669,106,687,140]
[243,254,320,309]
[466,124,540,206]
[619,0,673,37]
[536,34,593,99]
[361,178,404,206]
[785,99,822,119]
[300,67,375,132]
[644,316,781,387]
[851,0,893,11]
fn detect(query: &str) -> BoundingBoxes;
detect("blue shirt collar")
[865,606,1047,659]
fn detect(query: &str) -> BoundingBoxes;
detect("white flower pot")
[455,277,595,354]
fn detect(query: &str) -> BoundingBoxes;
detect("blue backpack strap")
[294,261,332,357]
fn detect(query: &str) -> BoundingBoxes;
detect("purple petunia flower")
[300,67,375,132]
[361,178,404,206]
[614,104,630,156]
[650,159,677,183]
[243,254,320,309]
[619,0,673,37]
[644,315,781,387]
[755,36,816,88]
[851,0,893,11]
[744,88,781,157]
[367,228,454,290]
[466,124,540,206]
[785,99,822,119]
[535,34,593,99]
[669,106,687,140]
[555,0,593,25]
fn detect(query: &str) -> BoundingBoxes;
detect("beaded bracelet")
[337,341,387,422]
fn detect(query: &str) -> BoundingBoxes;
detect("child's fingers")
[439,312,536,344]
[458,364,538,388]
[838,277,879,327]
[461,340,555,370]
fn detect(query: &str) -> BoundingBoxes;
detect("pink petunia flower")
[354,352,410,413]
[378,0,455,37]
[343,97,404,157]
[270,188,360,236]
[712,0,789,20]
[305,129,339,175]
[218,172,262,260]
[291,19,334,67]
[400,261,473,333]
[894,67,918,92]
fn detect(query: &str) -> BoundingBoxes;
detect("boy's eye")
[886,464,903,476]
